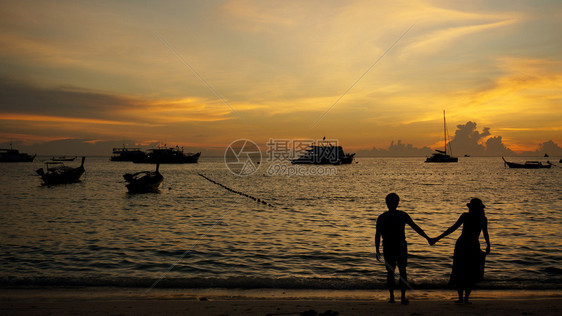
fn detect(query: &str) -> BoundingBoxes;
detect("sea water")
[0,157,560,290]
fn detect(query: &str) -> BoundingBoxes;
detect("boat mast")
[443,110,447,155]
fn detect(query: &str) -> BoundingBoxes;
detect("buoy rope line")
[198,173,275,207]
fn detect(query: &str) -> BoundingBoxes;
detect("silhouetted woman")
[432,198,490,304]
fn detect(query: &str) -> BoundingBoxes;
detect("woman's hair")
[467,198,485,217]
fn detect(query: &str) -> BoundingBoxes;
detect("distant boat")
[0,145,36,162]
[425,110,458,163]
[544,153,549,157]
[36,157,86,185]
[110,146,147,162]
[123,164,163,193]
[51,156,77,162]
[502,157,551,169]
[133,146,200,164]
[291,144,355,165]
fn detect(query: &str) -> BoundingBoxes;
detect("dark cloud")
[448,121,490,156]
[538,140,562,156]
[484,136,516,156]
[0,77,136,120]
[448,122,561,157]
[519,140,562,157]
[357,122,560,157]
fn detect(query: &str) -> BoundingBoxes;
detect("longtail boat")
[123,164,163,193]
[37,157,86,185]
[502,157,551,169]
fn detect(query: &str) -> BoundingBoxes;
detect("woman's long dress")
[449,213,486,288]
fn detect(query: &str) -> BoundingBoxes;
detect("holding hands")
[427,237,439,246]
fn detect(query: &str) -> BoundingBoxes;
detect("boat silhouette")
[133,146,200,164]
[425,110,458,163]
[51,156,77,162]
[291,144,355,165]
[0,144,36,162]
[36,157,86,185]
[123,164,163,193]
[502,157,551,169]
[110,146,146,162]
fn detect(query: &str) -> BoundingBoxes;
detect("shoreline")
[2,287,562,300]
[1,288,561,315]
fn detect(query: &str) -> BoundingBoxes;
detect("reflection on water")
[0,157,560,289]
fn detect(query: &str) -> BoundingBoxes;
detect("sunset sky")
[1,0,561,154]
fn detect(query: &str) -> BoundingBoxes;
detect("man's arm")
[375,217,382,261]
[406,214,430,241]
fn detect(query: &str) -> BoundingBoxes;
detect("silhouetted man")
[375,193,431,304]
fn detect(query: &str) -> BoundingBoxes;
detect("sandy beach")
[1,288,561,315]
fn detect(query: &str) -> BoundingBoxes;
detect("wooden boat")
[0,145,35,162]
[291,144,355,165]
[425,111,458,163]
[133,146,200,164]
[51,156,77,161]
[36,157,86,185]
[123,164,163,193]
[502,157,552,169]
[110,146,146,161]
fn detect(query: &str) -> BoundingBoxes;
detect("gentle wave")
[2,276,560,290]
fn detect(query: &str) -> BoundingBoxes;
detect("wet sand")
[1,288,561,315]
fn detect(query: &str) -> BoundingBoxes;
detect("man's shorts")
[383,245,408,268]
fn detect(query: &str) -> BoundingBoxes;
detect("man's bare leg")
[386,264,396,303]
[398,265,409,305]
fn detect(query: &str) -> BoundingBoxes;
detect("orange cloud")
[405,18,519,56]
[117,97,249,123]
[453,58,562,123]
[0,133,68,145]
[0,113,150,126]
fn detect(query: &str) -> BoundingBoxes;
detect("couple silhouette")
[375,193,490,305]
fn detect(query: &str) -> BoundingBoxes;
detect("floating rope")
[198,173,274,207]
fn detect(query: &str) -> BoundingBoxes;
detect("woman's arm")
[435,213,465,242]
[483,216,490,254]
